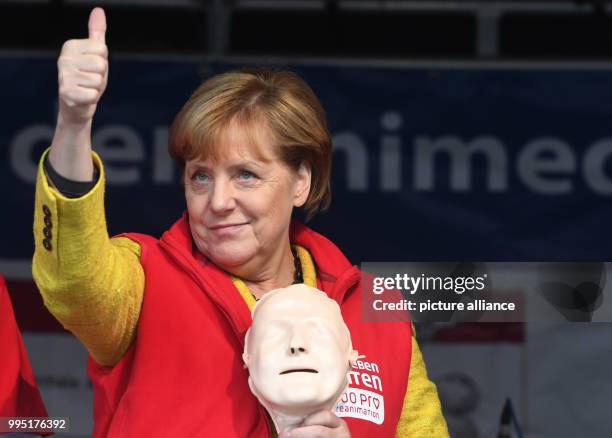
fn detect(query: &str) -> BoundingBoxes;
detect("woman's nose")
[210,179,236,214]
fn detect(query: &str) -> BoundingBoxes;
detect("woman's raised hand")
[49,7,108,180]
[58,7,108,125]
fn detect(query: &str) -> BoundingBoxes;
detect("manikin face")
[184,119,310,273]
[243,285,357,416]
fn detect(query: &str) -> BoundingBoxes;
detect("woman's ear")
[293,163,312,208]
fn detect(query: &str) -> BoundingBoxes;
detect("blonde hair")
[169,69,332,220]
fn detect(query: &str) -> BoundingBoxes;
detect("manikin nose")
[288,330,309,355]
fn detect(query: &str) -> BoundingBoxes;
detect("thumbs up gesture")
[57,7,108,126]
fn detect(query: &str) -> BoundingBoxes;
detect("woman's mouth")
[207,222,248,237]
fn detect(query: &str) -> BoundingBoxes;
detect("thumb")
[88,7,106,43]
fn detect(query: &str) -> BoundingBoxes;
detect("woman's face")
[184,121,311,275]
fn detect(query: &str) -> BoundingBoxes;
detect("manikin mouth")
[279,369,319,375]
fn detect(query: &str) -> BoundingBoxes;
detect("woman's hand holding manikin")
[281,410,351,438]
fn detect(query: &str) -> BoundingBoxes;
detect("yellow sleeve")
[32,148,145,367]
[396,328,449,437]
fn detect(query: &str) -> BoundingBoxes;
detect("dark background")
[3,0,612,59]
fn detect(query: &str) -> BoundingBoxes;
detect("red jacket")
[88,216,412,437]
[0,275,49,419]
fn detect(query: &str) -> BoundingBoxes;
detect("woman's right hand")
[49,7,108,181]
[58,7,108,125]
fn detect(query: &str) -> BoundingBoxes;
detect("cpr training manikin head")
[243,284,359,433]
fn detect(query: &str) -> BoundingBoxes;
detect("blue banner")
[3,55,612,263]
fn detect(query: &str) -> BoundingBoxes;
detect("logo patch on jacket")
[334,356,384,424]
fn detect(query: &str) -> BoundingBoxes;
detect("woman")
[32,7,448,438]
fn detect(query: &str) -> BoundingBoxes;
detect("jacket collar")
[288,220,361,303]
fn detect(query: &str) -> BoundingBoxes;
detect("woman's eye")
[192,171,210,183]
[238,170,256,180]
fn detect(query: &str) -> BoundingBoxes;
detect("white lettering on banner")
[380,112,403,191]
[9,124,175,185]
[415,135,508,192]
[332,132,369,191]
[517,137,575,194]
[335,388,385,425]
[9,115,612,195]
[584,139,612,194]
[93,125,144,184]
[152,127,173,183]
